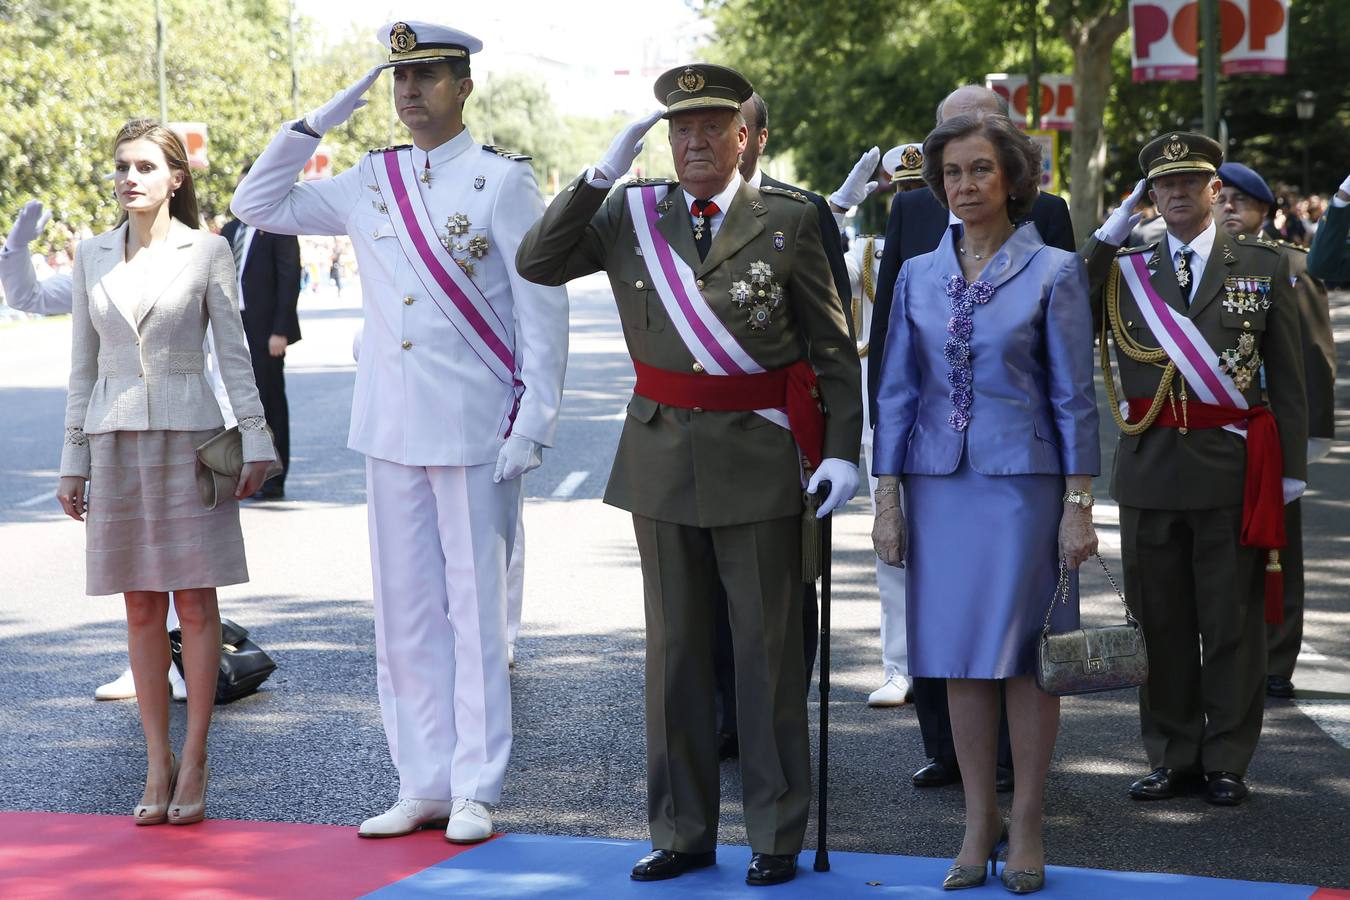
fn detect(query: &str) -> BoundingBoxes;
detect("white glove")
[594,109,665,183]
[1282,477,1306,505]
[807,458,860,518]
[493,434,543,483]
[1334,172,1350,206]
[829,147,881,211]
[5,200,51,252]
[1096,178,1148,246]
[304,65,384,136]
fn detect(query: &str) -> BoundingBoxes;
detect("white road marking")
[15,491,54,508]
[551,471,589,498]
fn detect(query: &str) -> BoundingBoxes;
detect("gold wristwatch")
[1063,489,1094,509]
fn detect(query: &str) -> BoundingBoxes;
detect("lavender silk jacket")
[872,222,1100,478]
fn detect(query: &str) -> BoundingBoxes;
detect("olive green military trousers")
[1267,498,1305,681]
[1121,504,1267,776]
[632,513,811,856]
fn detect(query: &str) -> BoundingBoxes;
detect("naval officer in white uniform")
[231,20,569,842]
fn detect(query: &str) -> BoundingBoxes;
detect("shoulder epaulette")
[1277,239,1309,254]
[1234,233,1282,254]
[483,144,532,161]
[760,184,809,203]
[368,144,412,155]
[624,177,676,187]
[1115,242,1156,256]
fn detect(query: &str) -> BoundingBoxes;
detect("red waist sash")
[1127,397,1287,623]
[633,359,825,469]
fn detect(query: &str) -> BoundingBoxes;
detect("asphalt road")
[1,275,1347,890]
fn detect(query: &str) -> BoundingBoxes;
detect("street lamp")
[1296,90,1316,196]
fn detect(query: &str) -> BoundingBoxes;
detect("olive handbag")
[1036,554,1148,696]
[194,425,283,509]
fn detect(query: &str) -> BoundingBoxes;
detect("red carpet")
[0,812,480,900]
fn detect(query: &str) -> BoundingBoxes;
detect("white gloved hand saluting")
[594,109,665,184]
[1096,178,1148,246]
[829,147,881,212]
[1334,171,1350,206]
[806,458,860,518]
[304,65,385,136]
[5,200,51,252]
[494,434,544,483]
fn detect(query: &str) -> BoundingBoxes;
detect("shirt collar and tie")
[1165,219,1217,306]
[685,172,742,258]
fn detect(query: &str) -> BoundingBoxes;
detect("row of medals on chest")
[1171,260,1273,390]
[369,181,489,277]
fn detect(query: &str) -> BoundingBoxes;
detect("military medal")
[372,200,388,214]
[421,157,433,187]
[1175,254,1191,290]
[474,175,486,191]
[1218,332,1261,390]
[468,235,490,258]
[448,213,470,235]
[729,280,752,306]
[773,230,785,251]
[692,212,707,241]
[741,261,782,330]
[456,258,475,276]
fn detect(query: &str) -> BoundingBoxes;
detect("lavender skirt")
[85,430,249,596]
[903,453,1079,679]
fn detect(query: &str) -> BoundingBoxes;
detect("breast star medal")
[467,235,490,259]
[736,261,782,330]
[1218,332,1261,390]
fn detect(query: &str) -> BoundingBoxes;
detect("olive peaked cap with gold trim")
[653,64,753,118]
[1139,131,1224,181]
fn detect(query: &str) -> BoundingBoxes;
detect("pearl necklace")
[958,227,1015,262]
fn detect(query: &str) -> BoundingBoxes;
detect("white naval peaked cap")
[882,143,925,182]
[376,20,483,66]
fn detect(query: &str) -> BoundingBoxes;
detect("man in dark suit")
[867,85,1077,791]
[220,163,303,499]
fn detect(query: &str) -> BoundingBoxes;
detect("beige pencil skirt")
[85,429,249,596]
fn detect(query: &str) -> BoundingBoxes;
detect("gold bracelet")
[875,485,899,495]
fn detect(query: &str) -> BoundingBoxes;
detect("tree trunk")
[1063,2,1130,245]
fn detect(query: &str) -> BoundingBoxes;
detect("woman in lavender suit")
[871,115,1099,895]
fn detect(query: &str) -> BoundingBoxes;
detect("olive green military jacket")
[1083,229,1308,510]
[1281,242,1337,440]
[517,174,862,528]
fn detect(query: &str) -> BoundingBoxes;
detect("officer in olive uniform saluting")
[517,65,861,886]
[1083,133,1307,807]
[1213,161,1338,700]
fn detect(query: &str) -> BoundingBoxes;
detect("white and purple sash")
[625,184,789,430]
[373,149,516,387]
[1117,253,1247,437]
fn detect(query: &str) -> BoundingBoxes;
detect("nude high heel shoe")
[942,822,1008,890]
[168,760,208,825]
[133,754,178,826]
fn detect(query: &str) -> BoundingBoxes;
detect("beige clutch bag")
[195,426,283,509]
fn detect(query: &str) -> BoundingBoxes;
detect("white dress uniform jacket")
[231,125,568,466]
[844,234,886,439]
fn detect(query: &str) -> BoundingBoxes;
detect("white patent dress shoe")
[95,668,137,701]
[445,798,494,844]
[867,672,912,707]
[358,798,453,838]
[168,664,187,702]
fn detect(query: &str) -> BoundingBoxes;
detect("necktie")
[1175,246,1194,306]
[231,224,249,277]
[691,198,720,260]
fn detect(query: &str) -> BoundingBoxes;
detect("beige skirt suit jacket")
[60,218,275,595]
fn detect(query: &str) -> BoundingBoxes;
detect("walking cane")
[813,481,832,873]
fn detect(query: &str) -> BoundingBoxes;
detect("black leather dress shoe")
[995,765,1014,793]
[1129,767,1199,800]
[630,849,716,881]
[718,731,739,761]
[912,759,960,788]
[746,852,797,886]
[1266,675,1295,699]
[1204,771,1250,806]
[251,483,285,501]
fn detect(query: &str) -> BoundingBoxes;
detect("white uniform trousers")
[506,488,525,650]
[366,456,518,805]
[863,440,908,676]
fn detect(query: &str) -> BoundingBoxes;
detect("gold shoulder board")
[760,185,809,203]
[1115,242,1156,256]
[368,144,413,155]
[1277,239,1309,254]
[482,144,532,161]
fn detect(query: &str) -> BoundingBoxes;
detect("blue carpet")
[366,833,1316,898]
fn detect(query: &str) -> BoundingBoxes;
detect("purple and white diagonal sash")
[374,149,516,386]
[1117,253,1247,436]
[625,184,789,430]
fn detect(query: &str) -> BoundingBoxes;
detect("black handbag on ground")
[1036,554,1148,696]
[169,618,277,704]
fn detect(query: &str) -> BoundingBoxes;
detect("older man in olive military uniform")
[1083,133,1307,807]
[1214,161,1338,700]
[517,64,861,886]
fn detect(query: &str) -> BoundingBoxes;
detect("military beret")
[1139,131,1223,181]
[1217,162,1275,207]
[653,64,753,118]
[377,20,481,66]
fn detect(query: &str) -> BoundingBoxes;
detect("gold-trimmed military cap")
[882,143,924,182]
[653,64,753,118]
[376,20,482,66]
[1139,131,1223,181]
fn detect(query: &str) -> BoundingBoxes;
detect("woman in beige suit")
[56,120,275,826]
